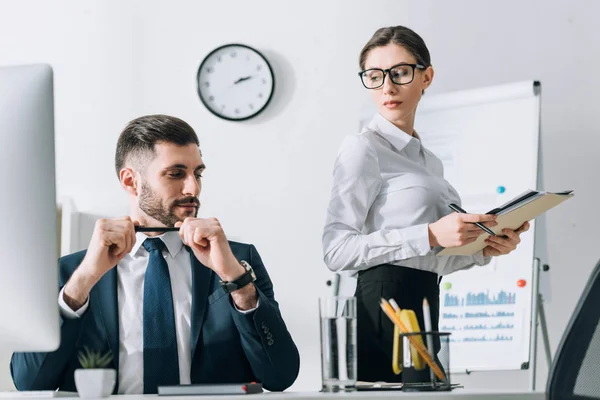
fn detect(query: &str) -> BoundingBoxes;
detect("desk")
[2,390,542,400]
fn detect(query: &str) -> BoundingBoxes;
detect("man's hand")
[175,217,245,281]
[482,221,530,257]
[175,217,257,310]
[63,217,136,310]
[429,213,498,248]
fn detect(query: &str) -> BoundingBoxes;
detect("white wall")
[1,0,599,392]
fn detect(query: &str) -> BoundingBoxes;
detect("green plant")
[77,347,113,369]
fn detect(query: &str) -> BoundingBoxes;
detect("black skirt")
[354,264,440,382]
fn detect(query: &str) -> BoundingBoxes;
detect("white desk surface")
[0,389,545,399]
[125,391,541,400]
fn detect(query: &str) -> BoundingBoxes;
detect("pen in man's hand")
[448,203,496,237]
[135,226,180,233]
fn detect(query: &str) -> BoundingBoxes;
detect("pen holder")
[398,331,451,391]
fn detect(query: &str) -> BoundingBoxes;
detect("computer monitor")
[0,64,60,351]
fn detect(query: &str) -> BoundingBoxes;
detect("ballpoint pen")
[448,203,496,236]
[134,226,180,233]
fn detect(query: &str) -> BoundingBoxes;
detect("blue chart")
[464,311,515,318]
[458,334,513,343]
[463,323,514,330]
[441,325,457,331]
[441,289,518,343]
[442,313,460,319]
[443,311,515,319]
[444,290,516,307]
[442,322,514,335]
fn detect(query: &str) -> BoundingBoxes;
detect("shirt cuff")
[472,249,493,266]
[58,286,89,319]
[397,223,432,258]
[233,298,260,314]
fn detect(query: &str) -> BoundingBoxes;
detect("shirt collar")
[368,113,422,152]
[130,231,184,258]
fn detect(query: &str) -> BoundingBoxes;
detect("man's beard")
[138,182,199,227]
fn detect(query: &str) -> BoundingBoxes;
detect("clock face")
[197,44,275,121]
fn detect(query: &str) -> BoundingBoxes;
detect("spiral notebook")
[437,190,574,256]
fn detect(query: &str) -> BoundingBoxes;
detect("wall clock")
[197,44,275,121]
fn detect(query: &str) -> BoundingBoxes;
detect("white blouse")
[322,113,491,276]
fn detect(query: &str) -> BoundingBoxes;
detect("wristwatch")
[220,260,257,294]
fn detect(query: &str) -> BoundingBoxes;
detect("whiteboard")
[414,81,541,372]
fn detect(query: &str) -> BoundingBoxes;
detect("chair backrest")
[547,259,600,399]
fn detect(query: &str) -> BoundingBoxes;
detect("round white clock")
[196,44,275,121]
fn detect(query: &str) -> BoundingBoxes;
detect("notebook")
[437,190,574,256]
[158,382,263,396]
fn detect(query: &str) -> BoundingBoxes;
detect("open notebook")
[437,190,574,256]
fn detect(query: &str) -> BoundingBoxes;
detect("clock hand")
[233,75,253,85]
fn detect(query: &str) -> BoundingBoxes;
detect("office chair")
[546,259,600,399]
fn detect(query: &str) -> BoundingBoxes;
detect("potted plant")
[74,347,116,398]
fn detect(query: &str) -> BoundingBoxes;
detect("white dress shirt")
[59,231,256,394]
[322,113,491,276]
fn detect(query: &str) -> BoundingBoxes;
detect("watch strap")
[220,260,256,294]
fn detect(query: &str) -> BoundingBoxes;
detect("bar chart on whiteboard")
[441,286,520,343]
[437,255,534,371]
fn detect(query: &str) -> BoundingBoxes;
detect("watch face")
[197,44,275,121]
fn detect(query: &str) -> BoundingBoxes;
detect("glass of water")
[319,296,357,392]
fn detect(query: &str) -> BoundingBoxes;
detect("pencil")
[422,298,436,382]
[389,298,400,313]
[134,226,180,233]
[380,298,446,381]
[390,299,402,375]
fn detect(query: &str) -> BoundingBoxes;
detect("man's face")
[137,142,205,227]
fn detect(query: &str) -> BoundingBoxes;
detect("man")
[11,115,300,394]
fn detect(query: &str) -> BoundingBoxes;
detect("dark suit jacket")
[11,241,300,392]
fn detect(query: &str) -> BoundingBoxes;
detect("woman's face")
[362,44,434,128]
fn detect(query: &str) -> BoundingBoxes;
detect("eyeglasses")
[358,63,426,89]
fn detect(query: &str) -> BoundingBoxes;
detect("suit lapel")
[188,247,213,361]
[93,267,119,371]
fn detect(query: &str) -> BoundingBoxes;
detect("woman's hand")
[428,213,498,248]
[482,221,530,257]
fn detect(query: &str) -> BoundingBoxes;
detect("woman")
[322,26,530,382]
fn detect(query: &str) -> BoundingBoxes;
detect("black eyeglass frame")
[358,63,426,89]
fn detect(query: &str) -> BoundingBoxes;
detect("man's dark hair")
[115,114,200,176]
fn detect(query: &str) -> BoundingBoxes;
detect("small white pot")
[74,368,116,398]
